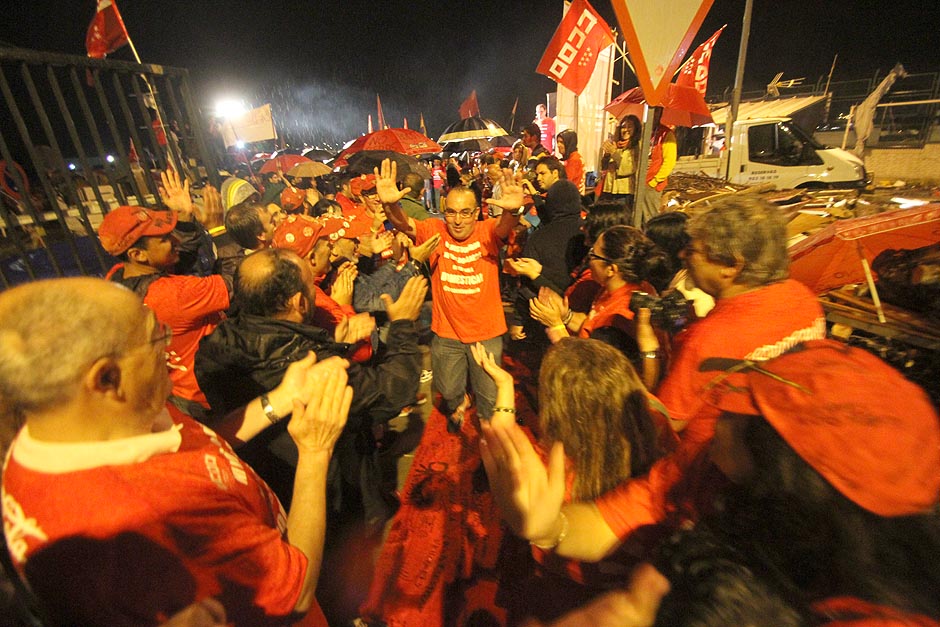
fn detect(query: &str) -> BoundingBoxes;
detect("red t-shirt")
[2,409,325,627]
[537,117,556,152]
[414,218,507,343]
[145,274,229,407]
[595,279,826,540]
[578,283,641,339]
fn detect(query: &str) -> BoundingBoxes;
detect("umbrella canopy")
[443,138,498,155]
[337,128,441,161]
[301,147,334,162]
[438,116,509,144]
[789,204,940,293]
[287,161,332,178]
[343,150,430,180]
[604,85,714,128]
[259,154,311,174]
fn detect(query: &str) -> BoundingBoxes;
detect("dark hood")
[542,179,582,223]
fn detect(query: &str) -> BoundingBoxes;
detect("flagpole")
[724,0,753,181]
[121,27,185,179]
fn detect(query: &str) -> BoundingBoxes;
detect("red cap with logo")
[708,339,940,516]
[280,187,306,213]
[272,214,372,258]
[98,206,177,256]
[349,174,377,197]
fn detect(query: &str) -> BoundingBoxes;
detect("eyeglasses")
[443,208,476,220]
[587,247,614,264]
[145,319,172,348]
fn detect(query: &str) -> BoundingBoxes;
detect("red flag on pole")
[675,25,725,97]
[403,117,409,129]
[419,113,427,137]
[86,0,130,59]
[458,90,479,119]
[376,95,387,130]
[536,0,614,96]
[128,137,139,164]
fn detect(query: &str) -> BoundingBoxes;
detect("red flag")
[536,0,614,96]
[403,117,409,129]
[86,0,130,59]
[419,113,427,138]
[458,90,479,119]
[675,25,725,97]
[376,95,387,130]
[128,137,139,164]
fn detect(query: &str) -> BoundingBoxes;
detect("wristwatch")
[512,205,526,217]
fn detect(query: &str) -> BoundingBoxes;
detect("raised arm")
[375,159,417,239]
[486,168,526,241]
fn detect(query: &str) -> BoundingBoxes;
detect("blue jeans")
[431,333,503,419]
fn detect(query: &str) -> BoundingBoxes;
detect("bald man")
[377,159,526,422]
[0,277,353,627]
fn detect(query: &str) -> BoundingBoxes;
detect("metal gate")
[0,47,220,288]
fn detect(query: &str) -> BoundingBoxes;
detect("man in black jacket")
[195,248,427,521]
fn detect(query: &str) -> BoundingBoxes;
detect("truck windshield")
[749,121,824,166]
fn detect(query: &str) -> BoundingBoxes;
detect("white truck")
[671,117,868,189]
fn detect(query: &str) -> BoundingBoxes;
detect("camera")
[629,290,693,334]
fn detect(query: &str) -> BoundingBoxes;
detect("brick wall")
[864,143,940,183]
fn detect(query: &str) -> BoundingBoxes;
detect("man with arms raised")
[376,159,525,422]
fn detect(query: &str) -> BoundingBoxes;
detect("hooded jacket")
[513,180,589,331]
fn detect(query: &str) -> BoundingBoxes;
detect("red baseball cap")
[349,174,377,197]
[280,187,306,213]
[98,206,177,256]
[272,215,371,258]
[707,339,940,516]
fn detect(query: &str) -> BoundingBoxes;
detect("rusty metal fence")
[0,47,220,289]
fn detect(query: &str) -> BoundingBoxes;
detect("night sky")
[5,0,939,147]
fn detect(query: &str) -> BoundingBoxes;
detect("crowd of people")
[0,110,938,627]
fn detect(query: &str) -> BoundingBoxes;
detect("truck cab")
[672,117,868,189]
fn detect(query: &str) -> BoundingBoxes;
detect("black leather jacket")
[195,313,421,430]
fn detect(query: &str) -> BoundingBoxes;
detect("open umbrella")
[259,154,311,174]
[337,128,441,161]
[343,150,430,180]
[287,161,332,178]
[604,84,714,127]
[302,147,334,162]
[789,204,940,321]
[438,116,509,144]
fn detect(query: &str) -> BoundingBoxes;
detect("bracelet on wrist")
[492,406,516,414]
[259,393,282,425]
[562,309,574,326]
[531,511,569,550]
[641,350,660,360]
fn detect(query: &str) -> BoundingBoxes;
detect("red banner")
[458,90,479,119]
[86,0,129,59]
[675,25,725,97]
[536,0,614,96]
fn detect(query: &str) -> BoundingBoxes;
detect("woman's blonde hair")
[537,338,660,500]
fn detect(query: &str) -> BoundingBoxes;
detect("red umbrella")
[337,128,441,161]
[789,204,940,321]
[259,154,312,174]
[790,204,940,292]
[604,84,713,127]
